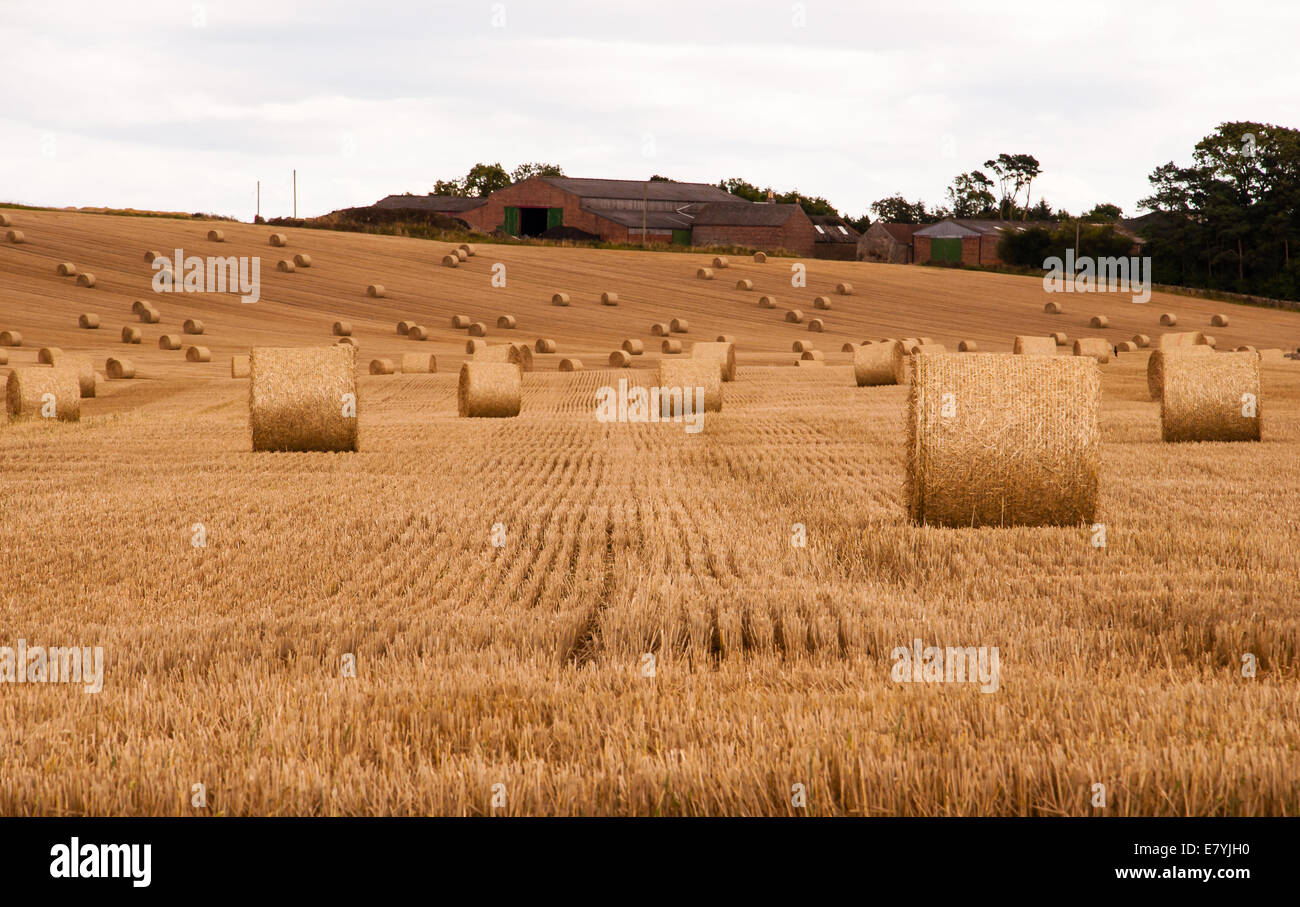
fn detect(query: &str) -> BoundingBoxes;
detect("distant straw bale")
[670,318,689,333]
[1211,313,1230,327]
[5,230,24,243]
[1160,312,1177,326]
[138,305,160,324]
[1089,315,1109,328]
[369,358,395,375]
[442,255,459,268]
[692,341,736,381]
[808,318,824,332]
[121,326,142,344]
[466,339,486,354]
[76,273,96,287]
[661,339,683,354]
[0,331,22,346]
[268,233,288,247]
[697,268,714,280]
[397,321,411,335]
[559,358,583,371]
[454,248,467,262]
[0,213,10,227]
[458,362,521,418]
[293,253,312,268]
[552,293,571,306]
[650,323,669,336]
[78,313,99,329]
[468,322,487,337]
[107,358,136,379]
[366,285,385,298]
[784,309,804,323]
[497,315,517,329]
[451,315,470,329]
[6,367,80,421]
[842,342,856,352]
[333,321,352,336]
[37,347,61,364]
[800,350,825,361]
[1161,351,1260,442]
[1072,338,1111,363]
[958,340,978,352]
[535,338,557,354]
[814,296,831,310]
[792,340,814,353]
[143,250,161,263]
[1116,341,1137,352]
[601,292,619,306]
[185,346,211,362]
[207,229,225,242]
[408,325,429,341]
[183,318,204,335]
[712,256,729,269]
[835,282,853,295]
[759,296,777,309]
[753,251,767,263]
[249,345,358,452]
[622,338,645,355]
[458,243,476,257]
[609,350,631,367]
[1051,332,1068,346]
[1132,333,1150,348]
[277,260,295,273]
[158,334,182,350]
[1014,335,1056,356]
[1044,301,1062,314]
[57,262,77,276]
[735,279,753,291]
[400,353,436,374]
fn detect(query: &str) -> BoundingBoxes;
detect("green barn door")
[503,206,520,236]
[671,229,691,245]
[547,207,563,229]
[931,237,962,262]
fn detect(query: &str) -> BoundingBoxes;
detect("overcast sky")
[2,0,1296,221]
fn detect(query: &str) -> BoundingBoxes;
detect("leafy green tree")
[510,162,565,183]
[1084,203,1123,221]
[464,162,511,197]
[946,171,996,218]
[984,153,1041,220]
[870,195,935,224]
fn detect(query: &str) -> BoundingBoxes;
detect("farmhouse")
[857,222,918,263]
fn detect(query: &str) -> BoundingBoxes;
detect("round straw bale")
[690,341,736,382]
[336,337,357,348]
[76,273,96,288]
[1044,301,1062,314]
[697,268,714,280]
[468,322,488,337]
[458,243,475,257]
[508,343,534,372]
[6,367,80,421]
[496,315,517,329]
[106,357,136,379]
[661,339,683,354]
[466,339,486,354]
[906,354,1100,527]
[144,250,161,263]
[0,330,21,347]
[1161,351,1260,442]
[715,334,735,343]
[559,358,583,372]
[277,259,296,273]
[759,295,777,309]
[785,309,804,324]
[43,350,95,399]
[408,325,430,341]
[131,300,149,315]
[1089,315,1109,328]
[185,345,211,362]
[792,340,815,353]
[808,318,824,332]
[138,305,160,324]
[268,233,288,247]
[183,318,205,335]
[1160,312,1177,326]
[1157,331,1206,350]
[458,362,521,418]
[57,262,77,276]
[473,344,515,363]
[800,350,825,361]
[535,338,557,354]
[1132,333,1150,348]
[609,350,631,368]
[333,321,352,337]
[292,253,312,268]
[552,292,571,306]
[121,326,142,344]
[658,358,723,414]
[442,255,459,268]
[600,292,619,306]
[397,320,412,335]
[892,340,947,384]
[6,230,25,243]
[366,285,385,298]
[1014,335,1057,356]
[451,314,471,329]
[622,338,645,355]
[37,347,61,364]
[712,256,729,269]
[400,353,437,374]
[670,318,689,333]
[735,279,753,291]
[78,313,99,329]
[369,358,395,375]
[1210,313,1230,327]
[754,251,767,263]
[158,334,182,350]
[852,337,894,382]
[1203,335,1217,348]
[231,355,250,378]
[1117,341,1137,352]
[958,340,978,352]
[1051,332,1069,346]
[813,296,831,310]
[1072,338,1111,363]
[0,213,10,227]
[249,345,358,452]
[836,282,853,295]
[454,248,468,262]
[207,229,225,242]
[842,343,856,352]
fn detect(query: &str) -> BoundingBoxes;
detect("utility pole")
[256,180,260,221]
[642,181,647,248]
[293,169,297,219]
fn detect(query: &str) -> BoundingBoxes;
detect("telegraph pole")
[293,170,297,219]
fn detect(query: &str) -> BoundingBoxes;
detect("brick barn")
[912,219,1013,266]
[857,222,918,263]
[809,214,862,260]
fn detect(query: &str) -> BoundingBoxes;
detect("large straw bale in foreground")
[6,367,81,421]
[1014,335,1056,356]
[906,353,1100,527]
[853,344,896,386]
[42,350,95,398]
[657,359,722,413]
[458,362,521,418]
[249,346,358,452]
[1160,352,1260,442]
[691,341,736,382]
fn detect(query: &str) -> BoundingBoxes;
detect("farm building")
[688,202,821,256]
[857,222,918,263]
[809,215,862,260]
[913,219,1013,266]
[373,194,488,216]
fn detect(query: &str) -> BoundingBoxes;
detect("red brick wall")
[913,233,1005,265]
[914,236,931,262]
[463,177,624,240]
[815,242,858,261]
[692,207,817,256]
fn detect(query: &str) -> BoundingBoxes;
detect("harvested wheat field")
[2,210,1300,816]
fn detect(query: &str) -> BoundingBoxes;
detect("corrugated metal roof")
[373,194,487,212]
[541,177,738,203]
[809,215,860,243]
[690,202,802,227]
[588,206,696,229]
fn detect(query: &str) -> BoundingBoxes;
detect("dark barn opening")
[518,207,549,236]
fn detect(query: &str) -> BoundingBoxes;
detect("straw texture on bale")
[691,341,736,382]
[1089,315,1109,328]
[1211,313,1230,327]
[207,230,225,242]
[801,350,825,361]
[76,273,96,287]
[609,350,631,367]
[814,296,831,310]
[158,334,182,350]
[1157,331,1207,350]
[268,233,288,247]
[1044,301,1062,314]
[785,309,804,324]
[808,318,825,332]
[42,350,95,398]
[509,343,534,372]
[559,358,583,372]
[458,362,521,418]
[658,359,723,414]
[400,353,436,374]
[1072,338,1111,363]
[1051,332,1068,346]
[712,256,729,269]
[333,321,352,336]
[715,334,735,343]
[1146,345,1215,400]
[293,253,312,268]
[496,315,517,329]
[231,355,250,378]
[183,318,205,335]
[552,293,571,306]
[78,313,99,329]
[277,259,295,273]
[0,213,10,227]
[107,357,135,379]
[697,268,714,280]
[471,344,511,363]
[185,345,211,362]
[661,339,683,354]
[892,340,946,385]
[442,255,459,268]
[57,262,77,276]
[249,345,357,452]
[6,367,81,421]
[1014,335,1056,356]
[466,339,486,354]
[792,340,814,353]
[38,347,61,364]
[458,243,475,257]
[836,282,853,295]
[454,248,467,262]
[670,318,689,333]
[622,338,645,355]
[535,338,557,354]
[600,292,619,306]
[138,305,160,323]
[735,279,753,291]
[468,322,487,337]
[958,340,978,352]
[1132,333,1150,348]
[6,230,24,243]
[759,295,777,309]
[369,358,395,375]
[408,325,429,341]
[906,354,1100,527]
[1160,312,1177,326]
[366,285,385,298]
[1161,351,1260,442]
[0,330,22,346]
[121,326,142,344]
